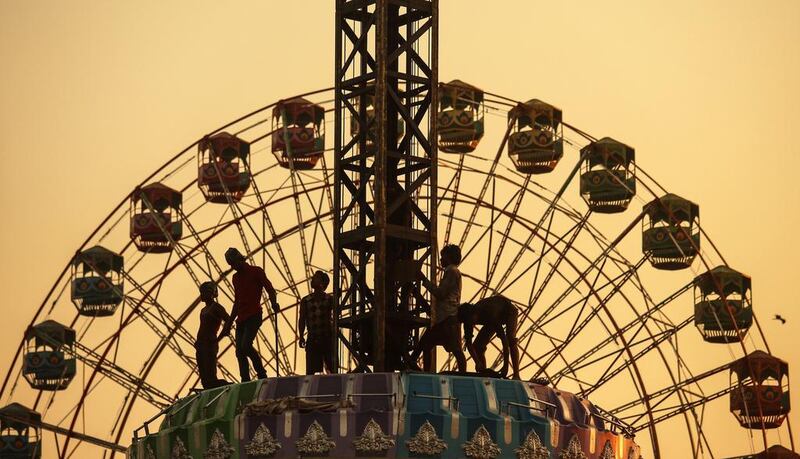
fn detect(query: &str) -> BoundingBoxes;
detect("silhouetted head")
[311,270,330,292]
[224,247,246,270]
[199,281,218,302]
[440,244,462,268]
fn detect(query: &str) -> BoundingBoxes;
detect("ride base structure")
[128,373,639,459]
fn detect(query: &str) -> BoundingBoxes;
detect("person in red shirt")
[220,247,280,381]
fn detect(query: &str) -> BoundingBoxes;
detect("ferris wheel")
[0,80,794,459]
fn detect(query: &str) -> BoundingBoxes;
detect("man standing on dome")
[298,270,335,375]
[220,247,280,382]
[409,244,467,373]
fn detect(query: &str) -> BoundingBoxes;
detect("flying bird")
[773,315,786,324]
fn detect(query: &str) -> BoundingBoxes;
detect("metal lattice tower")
[333,0,438,372]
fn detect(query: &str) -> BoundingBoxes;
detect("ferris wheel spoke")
[457,116,515,249]
[533,256,645,379]
[519,209,645,343]
[611,358,728,420]
[494,213,588,298]
[516,253,641,355]
[441,155,464,246]
[121,275,198,353]
[476,175,532,299]
[70,339,173,409]
[582,316,694,399]
[459,186,524,267]
[519,211,591,327]
[493,154,586,295]
[557,326,681,383]
[248,176,303,299]
[627,385,733,434]
[548,280,693,384]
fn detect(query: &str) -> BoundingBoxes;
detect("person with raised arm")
[409,244,467,373]
[220,247,279,382]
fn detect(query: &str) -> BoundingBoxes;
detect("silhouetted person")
[298,270,334,375]
[410,244,467,372]
[195,282,230,389]
[459,295,520,379]
[220,247,279,382]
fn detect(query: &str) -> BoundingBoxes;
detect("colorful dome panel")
[129,373,639,459]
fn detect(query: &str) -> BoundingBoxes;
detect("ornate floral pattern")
[558,435,587,459]
[245,423,282,457]
[353,418,395,453]
[204,429,235,459]
[406,420,447,455]
[296,420,336,455]
[171,437,192,459]
[514,430,549,459]
[599,441,614,459]
[463,425,501,459]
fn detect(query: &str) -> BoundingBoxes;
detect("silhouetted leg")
[306,340,324,375]
[452,348,467,373]
[196,342,216,389]
[472,326,494,372]
[322,343,334,374]
[236,314,266,381]
[411,328,436,372]
[506,309,520,379]
[246,315,267,379]
[235,321,251,381]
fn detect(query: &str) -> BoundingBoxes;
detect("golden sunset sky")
[1,1,799,458]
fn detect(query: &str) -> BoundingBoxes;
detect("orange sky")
[1,1,799,458]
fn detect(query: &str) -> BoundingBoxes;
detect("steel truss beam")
[334,0,438,371]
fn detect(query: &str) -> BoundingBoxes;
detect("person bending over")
[459,295,520,379]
